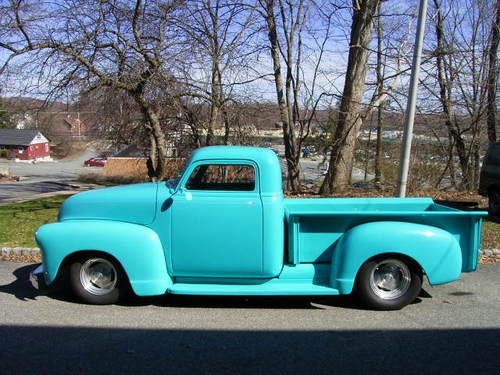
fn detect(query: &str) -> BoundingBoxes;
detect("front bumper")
[30,264,47,290]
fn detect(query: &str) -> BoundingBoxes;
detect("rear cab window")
[185,164,256,191]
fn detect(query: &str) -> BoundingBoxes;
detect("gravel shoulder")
[0,261,499,374]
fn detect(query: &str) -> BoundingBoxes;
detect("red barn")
[0,129,51,161]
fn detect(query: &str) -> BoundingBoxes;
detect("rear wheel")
[70,255,124,304]
[355,256,422,310]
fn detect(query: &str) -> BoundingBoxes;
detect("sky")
[1,0,495,116]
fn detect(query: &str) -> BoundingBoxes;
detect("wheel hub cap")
[369,259,411,300]
[80,258,117,295]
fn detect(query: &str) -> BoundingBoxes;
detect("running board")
[168,281,339,296]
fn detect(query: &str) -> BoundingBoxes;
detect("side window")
[186,164,255,191]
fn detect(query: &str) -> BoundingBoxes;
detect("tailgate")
[463,215,484,272]
[429,203,487,272]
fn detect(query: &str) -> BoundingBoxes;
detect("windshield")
[163,156,191,190]
[165,178,180,191]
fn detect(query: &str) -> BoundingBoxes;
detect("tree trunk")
[447,135,456,187]
[135,93,168,180]
[146,132,158,180]
[263,0,301,192]
[487,0,500,144]
[364,124,373,181]
[449,125,472,190]
[206,47,221,146]
[472,140,480,188]
[374,3,383,184]
[320,0,380,194]
[206,70,218,146]
[222,106,231,145]
[145,107,168,180]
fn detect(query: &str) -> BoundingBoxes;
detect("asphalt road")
[0,261,499,374]
[0,149,95,182]
[0,149,98,203]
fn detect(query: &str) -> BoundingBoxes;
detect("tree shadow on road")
[0,325,498,374]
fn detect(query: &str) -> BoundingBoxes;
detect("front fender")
[36,220,172,296]
[330,221,462,294]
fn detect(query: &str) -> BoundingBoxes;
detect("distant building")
[62,116,87,138]
[13,113,88,140]
[45,115,87,139]
[383,130,403,139]
[0,129,51,161]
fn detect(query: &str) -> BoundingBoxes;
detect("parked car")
[83,157,107,167]
[33,146,487,310]
[479,142,500,215]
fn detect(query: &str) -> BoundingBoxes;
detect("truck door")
[170,161,264,278]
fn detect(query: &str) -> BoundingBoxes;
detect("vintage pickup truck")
[33,146,487,310]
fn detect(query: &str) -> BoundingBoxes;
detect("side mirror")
[160,197,173,212]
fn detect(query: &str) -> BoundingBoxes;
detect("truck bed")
[284,198,487,272]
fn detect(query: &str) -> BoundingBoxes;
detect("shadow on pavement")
[0,263,426,310]
[0,264,40,301]
[0,325,498,374]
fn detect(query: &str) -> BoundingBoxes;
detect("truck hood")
[59,183,160,225]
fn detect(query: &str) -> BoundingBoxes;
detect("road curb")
[1,247,41,257]
[1,246,500,260]
[481,248,500,258]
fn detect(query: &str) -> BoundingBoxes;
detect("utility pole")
[396,0,428,197]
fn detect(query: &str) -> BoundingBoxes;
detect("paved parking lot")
[0,261,499,374]
[0,149,98,202]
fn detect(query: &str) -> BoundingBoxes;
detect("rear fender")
[36,220,171,296]
[330,221,462,294]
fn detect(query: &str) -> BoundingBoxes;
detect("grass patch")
[0,194,73,247]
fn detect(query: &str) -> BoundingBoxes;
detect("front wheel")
[70,255,124,304]
[355,257,422,310]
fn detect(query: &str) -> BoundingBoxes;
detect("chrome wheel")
[369,259,411,300]
[79,258,117,296]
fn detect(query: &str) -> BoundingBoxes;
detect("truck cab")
[154,146,284,278]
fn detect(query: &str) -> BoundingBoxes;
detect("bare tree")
[259,0,337,192]
[79,87,147,149]
[421,0,493,190]
[487,0,500,144]
[0,0,185,179]
[320,0,380,194]
[374,3,384,184]
[259,0,302,191]
[177,0,261,146]
[363,1,414,185]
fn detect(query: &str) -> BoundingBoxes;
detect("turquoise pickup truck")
[33,146,487,310]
